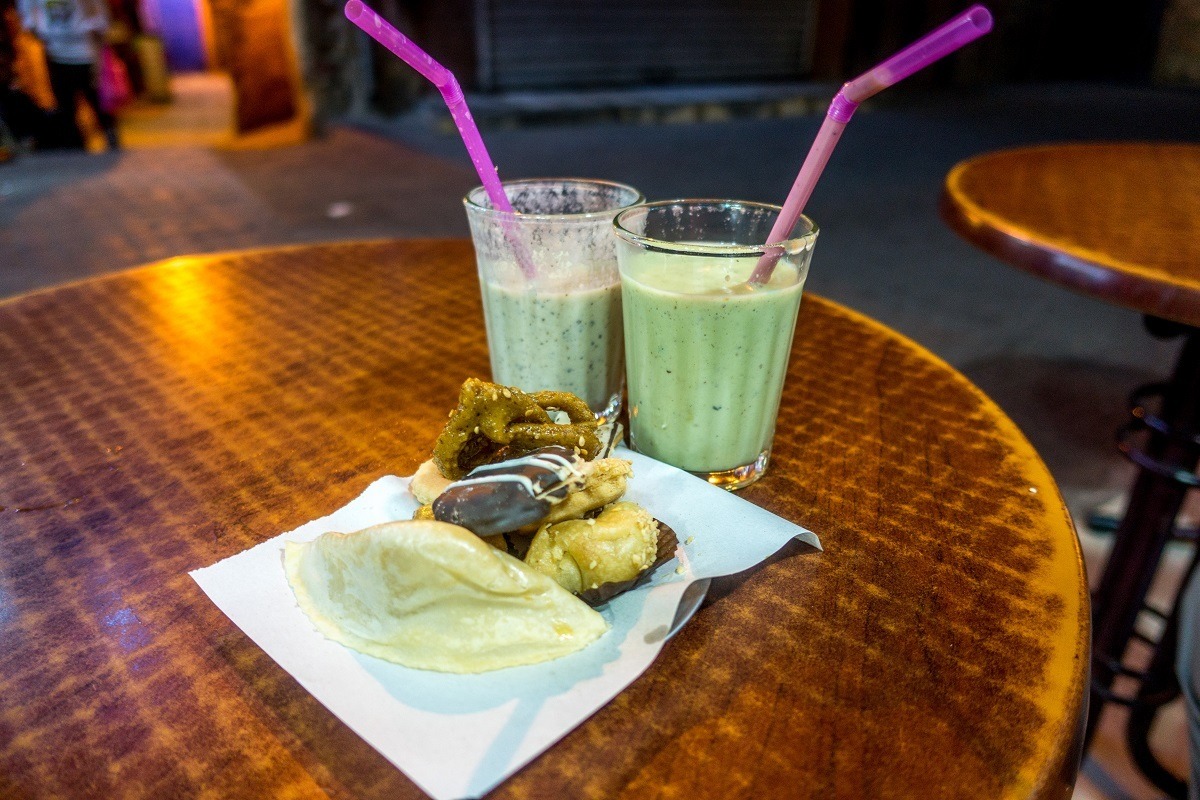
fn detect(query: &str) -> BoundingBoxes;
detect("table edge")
[940,143,1200,327]
[784,289,1091,798]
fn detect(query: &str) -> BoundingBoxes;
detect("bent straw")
[748,4,993,285]
[344,0,536,277]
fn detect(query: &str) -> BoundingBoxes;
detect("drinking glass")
[465,178,643,422]
[614,199,818,488]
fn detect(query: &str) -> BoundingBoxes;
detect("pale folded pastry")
[283,520,608,673]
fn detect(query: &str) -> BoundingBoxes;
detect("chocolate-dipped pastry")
[432,446,585,536]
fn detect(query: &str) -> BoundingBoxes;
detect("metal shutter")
[474,0,818,91]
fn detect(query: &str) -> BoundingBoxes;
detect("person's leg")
[45,60,84,148]
[76,62,119,149]
[0,99,13,163]
[3,88,35,143]
[1177,565,1200,800]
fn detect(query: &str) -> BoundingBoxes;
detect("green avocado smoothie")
[620,251,807,473]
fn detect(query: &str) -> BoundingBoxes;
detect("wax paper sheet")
[191,449,820,799]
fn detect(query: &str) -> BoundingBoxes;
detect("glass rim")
[463,177,645,222]
[613,198,819,256]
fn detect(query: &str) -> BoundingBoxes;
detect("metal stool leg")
[1086,324,1200,772]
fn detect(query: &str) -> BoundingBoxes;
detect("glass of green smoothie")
[613,200,818,489]
[465,178,644,423]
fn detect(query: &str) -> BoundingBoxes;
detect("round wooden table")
[942,142,1200,796]
[941,142,1200,325]
[0,240,1087,799]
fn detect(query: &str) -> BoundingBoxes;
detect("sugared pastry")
[578,521,679,606]
[525,502,664,596]
[283,520,608,673]
[432,446,586,536]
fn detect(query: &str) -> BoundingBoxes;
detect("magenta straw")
[344,0,536,277]
[748,4,993,285]
[345,0,509,212]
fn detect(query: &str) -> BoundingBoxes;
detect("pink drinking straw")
[747,4,993,285]
[344,0,536,277]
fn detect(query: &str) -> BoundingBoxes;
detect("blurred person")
[1180,566,1200,800]
[0,11,12,160]
[104,0,138,93]
[1,3,55,152]
[18,0,118,150]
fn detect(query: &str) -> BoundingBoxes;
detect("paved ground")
[2,73,1199,798]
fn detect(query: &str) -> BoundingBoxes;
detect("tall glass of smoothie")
[464,178,643,422]
[614,200,819,489]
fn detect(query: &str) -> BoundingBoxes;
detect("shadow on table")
[701,538,821,610]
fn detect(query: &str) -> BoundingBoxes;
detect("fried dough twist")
[432,379,601,479]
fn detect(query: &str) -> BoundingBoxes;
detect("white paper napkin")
[191,449,820,799]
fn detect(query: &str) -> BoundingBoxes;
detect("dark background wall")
[295,0,1196,120]
[817,0,1170,85]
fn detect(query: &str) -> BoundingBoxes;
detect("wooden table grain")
[0,239,1088,799]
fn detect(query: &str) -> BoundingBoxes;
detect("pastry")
[283,520,608,673]
[285,381,683,673]
[409,459,452,505]
[432,379,602,479]
[524,502,678,605]
[414,380,679,602]
[431,446,586,536]
[525,457,632,531]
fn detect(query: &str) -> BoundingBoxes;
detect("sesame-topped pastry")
[431,379,602,479]
[524,502,678,604]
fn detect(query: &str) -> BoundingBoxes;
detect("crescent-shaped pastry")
[284,520,608,673]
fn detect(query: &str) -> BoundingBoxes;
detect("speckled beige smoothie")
[464,179,642,421]
[481,279,623,414]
